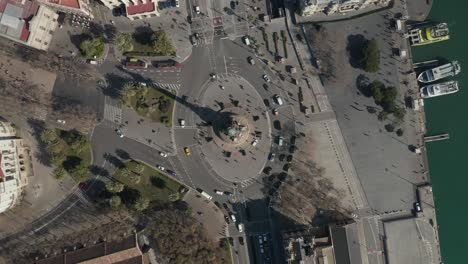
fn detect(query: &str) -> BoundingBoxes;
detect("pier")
[413,60,439,69]
[424,133,450,143]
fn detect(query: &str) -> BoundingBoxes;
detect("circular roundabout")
[195,75,271,184]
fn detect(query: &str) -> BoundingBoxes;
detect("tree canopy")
[115,33,134,52]
[80,37,105,58]
[152,31,176,56]
[360,39,380,72]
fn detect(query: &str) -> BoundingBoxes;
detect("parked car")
[159,152,168,157]
[194,5,200,14]
[251,139,259,147]
[262,74,270,82]
[237,223,244,232]
[157,165,165,171]
[184,147,191,156]
[167,169,176,176]
[224,191,233,197]
[215,190,224,195]
[180,119,186,128]
[248,56,255,65]
[230,213,237,222]
[414,202,422,212]
[238,237,244,245]
[174,0,179,7]
[278,136,284,146]
[263,166,272,175]
[272,108,278,116]
[268,152,276,161]
[273,94,283,105]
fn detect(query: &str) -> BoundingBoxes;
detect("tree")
[396,128,404,137]
[120,168,130,177]
[360,39,380,72]
[135,163,145,173]
[52,166,66,180]
[134,197,149,211]
[41,129,58,144]
[109,195,122,209]
[152,31,176,56]
[106,181,125,193]
[115,33,134,52]
[80,37,105,58]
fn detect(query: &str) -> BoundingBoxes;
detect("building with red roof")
[38,0,93,18]
[0,0,58,50]
[100,0,158,20]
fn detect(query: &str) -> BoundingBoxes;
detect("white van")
[278,136,284,146]
[243,36,250,46]
[273,94,283,105]
[195,6,200,14]
[87,59,97,65]
[201,191,212,200]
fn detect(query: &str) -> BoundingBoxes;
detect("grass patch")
[113,160,184,203]
[121,83,175,126]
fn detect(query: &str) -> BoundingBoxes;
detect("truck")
[200,191,212,200]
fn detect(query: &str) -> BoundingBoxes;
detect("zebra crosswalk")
[103,96,122,125]
[240,178,256,188]
[151,83,181,93]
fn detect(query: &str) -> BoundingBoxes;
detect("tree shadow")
[88,165,109,177]
[26,118,51,166]
[104,153,125,168]
[346,34,368,69]
[150,176,166,189]
[62,156,82,171]
[133,26,154,45]
[104,24,117,43]
[88,22,104,37]
[70,33,92,50]
[115,149,131,160]
[119,187,141,206]
[102,72,132,99]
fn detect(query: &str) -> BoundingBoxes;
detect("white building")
[0,121,32,214]
[300,0,391,16]
[100,0,159,20]
[37,0,94,18]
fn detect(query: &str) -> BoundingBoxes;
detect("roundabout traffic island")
[195,75,272,184]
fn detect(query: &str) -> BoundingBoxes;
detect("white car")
[116,129,124,138]
[262,74,270,82]
[195,5,200,14]
[57,119,66,124]
[180,119,186,128]
[273,94,283,105]
[230,213,237,222]
[237,223,244,232]
[157,165,165,171]
[215,190,224,195]
[175,0,179,7]
[159,152,168,158]
[251,139,259,147]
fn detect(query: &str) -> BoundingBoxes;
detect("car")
[414,202,422,212]
[166,169,177,176]
[263,83,269,90]
[262,74,270,82]
[224,215,230,224]
[187,15,192,24]
[180,119,186,128]
[268,152,276,161]
[283,163,290,172]
[278,136,284,146]
[230,1,236,9]
[210,73,217,79]
[290,136,296,145]
[263,99,270,107]
[189,35,197,46]
[230,213,237,222]
[289,145,296,153]
[224,191,233,197]
[251,139,259,147]
[194,32,200,39]
[273,94,283,105]
[87,59,97,65]
[174,0,179,7]
[194,5,200,14]
[159,152,168,157]
[184,147,191,156]
[272,108,278,116]
[242,36,250,45]
[237,223,244,232]
[248,56,255,65]
[273,120,281,130]
[238,237,244,245]
[57,119,66,124]
[116,129,124,138]
[157,165,165,171]
[223,203,229,210]
[286,155,293,162]
[215,190,224,195]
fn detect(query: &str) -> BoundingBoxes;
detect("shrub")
[115,33,134,52]
[396,128,404,137]
[152,31,176,56]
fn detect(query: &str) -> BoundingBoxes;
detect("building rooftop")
[0,0,39,43]
[47,0,80,9]
[126,0,154,16]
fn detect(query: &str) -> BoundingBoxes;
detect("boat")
[408,22,450,46]
[417,61,461,83]
[420,81,459,98]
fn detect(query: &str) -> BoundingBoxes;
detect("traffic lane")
[91,124,174,172]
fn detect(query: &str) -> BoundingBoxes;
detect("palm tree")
[52,166,66,180]
[106,181,124,193]
[133,197,149,211]
[120,168,130,177]
[41,129,58,144]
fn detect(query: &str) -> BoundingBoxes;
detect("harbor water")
[411,1,468,263]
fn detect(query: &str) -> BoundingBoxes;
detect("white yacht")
[417,61,461,83]
[420,81,459,98]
